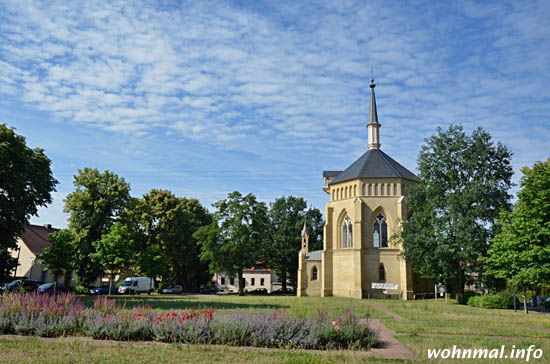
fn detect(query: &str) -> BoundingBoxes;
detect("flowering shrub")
[0,292,85,337]
[0,293,378,350]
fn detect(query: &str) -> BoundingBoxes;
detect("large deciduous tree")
[125,189,211,291]
[90,222,133,295]
[401,125,513,303]
[195,191,268,295]
[483,159,550,311]
[37,229,76,289]
[266,196,323,291]
[64,168,130,285]
[0,124,57,282]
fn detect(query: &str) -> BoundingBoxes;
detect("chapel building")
[297,80,431,299]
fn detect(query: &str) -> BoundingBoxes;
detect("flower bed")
[0,292,378,350]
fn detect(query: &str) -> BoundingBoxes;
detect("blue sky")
[1,0,549,228]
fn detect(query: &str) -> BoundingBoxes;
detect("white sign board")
[371,283,399,290]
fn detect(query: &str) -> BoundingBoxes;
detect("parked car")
[248,288,268,295]
[2,279,42,293]
[162,285,183,294]
[90,285,118,295]
[200,285,219,294]
[37,282,68,295]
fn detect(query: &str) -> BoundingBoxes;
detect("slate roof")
[305,250,322,261]
[328,149,419,185]
[19,224,58,256]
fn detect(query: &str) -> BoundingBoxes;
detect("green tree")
[483,159,550,311]
[0,124,57,282]
[400,125,513,303]
[125,190,211,291]
[37,229,76,289]
[195,191,268,296]
[266,196,323,291]
[64,168,131,285]
[90,222,133,295]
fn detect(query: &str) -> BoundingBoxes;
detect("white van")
[118,277,155,295]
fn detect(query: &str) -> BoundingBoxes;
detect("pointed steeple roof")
[301,221,308,238]
[325,80,419,185]
[367,79,381,150]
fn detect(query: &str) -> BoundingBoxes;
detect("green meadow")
[1,294,548,363]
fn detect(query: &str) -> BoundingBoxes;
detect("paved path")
[361,318,416,360]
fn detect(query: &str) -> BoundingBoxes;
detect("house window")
[229,277,234,286]
[379,264,386,281]
[220,277,225,285]
[342,215,353,248]
[251,278,255,286]
[311,266,318,280]
[373,213,388,248]
[260,278,265,286]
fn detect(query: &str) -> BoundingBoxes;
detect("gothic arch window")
[373,213,388,248]
[374,184,378,196]
[354,185,357,197]
[362,183,366,196]
[311,266,318,281]
[393,183,397,196]
[379,264,386,281]
[342,215,353,248]
[381,184,385,196]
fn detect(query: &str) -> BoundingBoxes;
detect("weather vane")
[370,65,374,83]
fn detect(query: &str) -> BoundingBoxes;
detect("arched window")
[311,266,318,281]
[373,213,388,248]
[342,215,353,248]
[380,184,384,195]
[393,183,397,196]
[368,184,372,196]
[379,264,386,281]
[362,183,366,195]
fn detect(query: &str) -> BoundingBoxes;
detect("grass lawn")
[1,294,549,363]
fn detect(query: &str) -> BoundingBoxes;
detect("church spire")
[367,79,381,150]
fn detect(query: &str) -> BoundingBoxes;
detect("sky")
[1,0,549,229]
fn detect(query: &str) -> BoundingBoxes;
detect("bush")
[468,294,508,309]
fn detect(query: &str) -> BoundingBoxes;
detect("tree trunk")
[237,268,244,296]
[459,269,466,304]
[281,269,287,292]
[522,288,529,315]
[108,273,115,296]
[63,271,71,288]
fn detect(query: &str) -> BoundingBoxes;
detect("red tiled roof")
[19,224,58,256]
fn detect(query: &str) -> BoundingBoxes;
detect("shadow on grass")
[81,295,289,310]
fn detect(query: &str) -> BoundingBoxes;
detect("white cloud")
[1,0,549,226]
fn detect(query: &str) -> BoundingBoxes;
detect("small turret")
[301,221,309,252]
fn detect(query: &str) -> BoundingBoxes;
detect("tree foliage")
[64,168,131,285]
[37,229,76,288]
[124,189,211,291]
[90,222,133,294]
[195,191,268,295]
[483,158,550,292]
[0,124,57,281]
[266,196,323,291]
[401,125,513,303]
